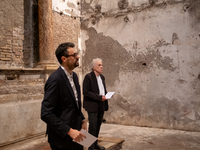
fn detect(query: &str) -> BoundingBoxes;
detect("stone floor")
[1,123,200,150]
[100,124,200,150]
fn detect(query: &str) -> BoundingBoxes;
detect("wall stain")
[108,96,200,128]
[118,0,129,10]
[172,33,179,44]
[82,27,177,86]
[82,27,131,86]
[124,39,176,73]
[81,0,188,19]
[188,1,200,30]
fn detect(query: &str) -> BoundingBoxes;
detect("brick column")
[38,0,57,69]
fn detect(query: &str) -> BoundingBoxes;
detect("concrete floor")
[100,123,200,150]
[1,123,200,150]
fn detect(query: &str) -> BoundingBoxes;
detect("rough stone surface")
[100,123,200,150]
[0,0,82,147]
[80,0,200,131]
[1,123,200,150]
[0,70,46,146]
[0,0,24,67]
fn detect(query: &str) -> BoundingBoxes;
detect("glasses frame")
[65,52,79,58]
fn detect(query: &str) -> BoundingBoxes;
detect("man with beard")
[41,42,87,150]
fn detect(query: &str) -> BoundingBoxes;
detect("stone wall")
[0,69,45,146]
[80,0,200,131]
[0,0,25,68]
[0,0,81,147]
[0,0,199,147]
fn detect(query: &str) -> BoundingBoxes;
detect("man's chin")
[75,62,79,67]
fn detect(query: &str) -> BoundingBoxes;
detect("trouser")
[87,102,105,148]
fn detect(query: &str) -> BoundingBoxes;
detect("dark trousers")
[50,143,83,150]
[87,102,105,148]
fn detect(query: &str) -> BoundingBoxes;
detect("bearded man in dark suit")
[41,42,87,150]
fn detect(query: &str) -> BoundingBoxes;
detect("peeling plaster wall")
[80,0,200,131]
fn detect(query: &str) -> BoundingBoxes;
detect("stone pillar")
[38,0,57,70]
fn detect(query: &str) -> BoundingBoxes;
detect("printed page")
[74,129,97,148]
[105,92,115,99]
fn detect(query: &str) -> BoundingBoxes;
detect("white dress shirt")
[61,66,79,108]
[96,75,105,96]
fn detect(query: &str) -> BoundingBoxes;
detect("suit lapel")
[91,71,99,94]
[73,73,81,112]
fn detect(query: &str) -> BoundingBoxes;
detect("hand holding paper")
[105,92,115,99]
[74,129,97,148]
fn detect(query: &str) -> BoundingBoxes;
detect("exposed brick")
[13,36,24,40]
[14,52,23,56]
[7,40,12,45]
[13,40,23,46]
[0,55,6,58]
[13,47,22,52]
[2,50,12,52]
[6,55,12,58]
[1,46,11,50]
[1,52,11,55]
[1,57,11,61]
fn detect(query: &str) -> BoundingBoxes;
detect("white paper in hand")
[105,92,115,99]
[74,129,97,148]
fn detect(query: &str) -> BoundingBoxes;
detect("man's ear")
[61,56,67,62]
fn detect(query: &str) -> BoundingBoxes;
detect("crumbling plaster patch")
[81,26,178,87]
[52,0,80,16]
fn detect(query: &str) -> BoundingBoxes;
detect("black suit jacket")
[41,66,85,148]
[83,71,108,112]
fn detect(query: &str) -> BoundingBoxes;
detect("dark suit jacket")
[41,66,85,148]
[83,71,108,112]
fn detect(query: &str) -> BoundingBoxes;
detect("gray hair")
[91,58,102,69]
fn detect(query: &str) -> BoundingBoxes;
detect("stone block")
[0,55,6,58]
[0,100,46,145]
[19,74,41,80]
[1,52,11,55]
[0,57,11,61]
[0,75,5,80]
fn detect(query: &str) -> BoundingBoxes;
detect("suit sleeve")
[83,74,102,101]
[41,75,70,138]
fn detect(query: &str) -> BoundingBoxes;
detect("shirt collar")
[61,65,73,79]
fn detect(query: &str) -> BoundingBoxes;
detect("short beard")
[75,59,79,67]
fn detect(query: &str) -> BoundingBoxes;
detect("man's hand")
[102,95,107,101]
[67,128,86,142]
[81,120,87,131]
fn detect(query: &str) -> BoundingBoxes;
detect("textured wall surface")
[0,0,81,146]
[0,0,24,67]
[0,69,46,146]
[80,0,200,131]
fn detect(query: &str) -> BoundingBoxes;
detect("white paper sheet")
[105,92,115,99]
[74,129,97,148]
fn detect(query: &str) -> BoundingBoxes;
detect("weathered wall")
[0,69,45,146]
[80,0,200,131]
[0,0,25,68]
[0,0,81,147]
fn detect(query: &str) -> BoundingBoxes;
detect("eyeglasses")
[65,52,79,58]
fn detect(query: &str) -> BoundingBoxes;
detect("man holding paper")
[83,58,108,150]
[41,43,87,150]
